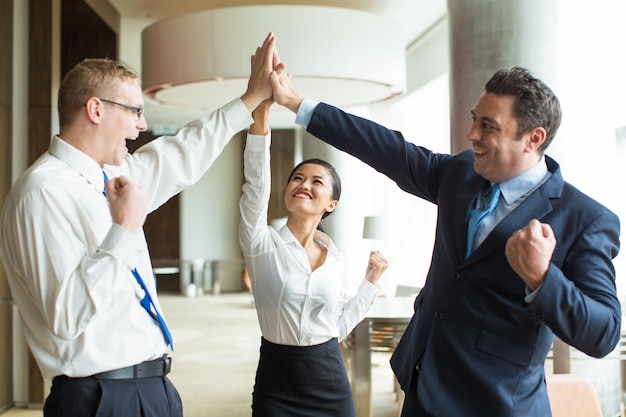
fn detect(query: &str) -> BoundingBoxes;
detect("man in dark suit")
[270,66,621,416]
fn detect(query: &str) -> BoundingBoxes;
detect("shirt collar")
[498,156,549,205]
[277,224,338,254]
[48,135,105,194]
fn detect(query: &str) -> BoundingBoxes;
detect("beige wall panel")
[0,0,13,410]
[0,304,12,411]
[0,105,10,299]
[0,0,11,107]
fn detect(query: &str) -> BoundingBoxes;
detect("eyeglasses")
[98,98,144,119]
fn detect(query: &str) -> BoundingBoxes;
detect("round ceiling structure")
[141,5,407,126]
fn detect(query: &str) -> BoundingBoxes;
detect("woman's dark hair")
[485,67,561,154]
[287,159,342,229]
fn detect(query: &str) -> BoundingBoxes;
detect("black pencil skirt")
[252,337,355,417]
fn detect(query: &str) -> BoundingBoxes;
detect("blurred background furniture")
[152,258,186,292]
[208,259,245,294]
[342,295,415,417]
[546,374,603,417]
[152,258,246,296]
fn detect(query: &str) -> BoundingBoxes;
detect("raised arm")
[238,100,274,254]
[336,251,388,340]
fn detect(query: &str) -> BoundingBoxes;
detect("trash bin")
[179,260,191,295]
[184,258,206,297]
[208,259,245,294]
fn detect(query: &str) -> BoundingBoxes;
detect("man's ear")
[84,97,102,123]
[526,126,547,152]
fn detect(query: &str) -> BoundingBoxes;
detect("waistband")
[260,337,339,356]
[90,355,172,380]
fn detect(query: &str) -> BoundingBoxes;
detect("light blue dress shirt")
[475,159,551,247]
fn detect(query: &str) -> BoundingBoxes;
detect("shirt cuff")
[295,98,320,128]
[358,279,381,302]
[524,282,544,303]
[224,97,255,131]
[98,223,145,269]
[246,131,271,151]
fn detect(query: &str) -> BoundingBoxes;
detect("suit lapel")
[465,162,563,263]
[474,187,554,259]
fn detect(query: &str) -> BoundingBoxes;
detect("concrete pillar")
[448,0,561,154]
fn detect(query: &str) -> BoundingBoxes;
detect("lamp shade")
[141,5,406,126]
[362,216,383,240]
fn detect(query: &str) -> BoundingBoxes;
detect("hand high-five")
[270,67,303,114]
[241,32,285,113]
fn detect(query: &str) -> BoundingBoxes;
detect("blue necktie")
[465,183,501,259]
[103,172,174,349]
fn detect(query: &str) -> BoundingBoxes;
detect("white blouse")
[238,132,380,346]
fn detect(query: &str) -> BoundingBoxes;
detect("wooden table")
[344,296,415,417]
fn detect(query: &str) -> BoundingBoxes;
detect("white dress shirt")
[239,133,380,346]
[0,98,253,379]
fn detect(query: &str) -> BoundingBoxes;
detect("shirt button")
[434,312,444,319]
[415,364,420,372]
[451,273,461,280]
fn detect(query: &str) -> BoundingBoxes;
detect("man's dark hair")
[485,67,561,153]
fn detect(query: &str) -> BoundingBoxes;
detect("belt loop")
[164,355,172,375]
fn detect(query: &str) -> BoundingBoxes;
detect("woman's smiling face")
[284,163,338,219]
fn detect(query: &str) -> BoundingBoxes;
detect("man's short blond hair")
[58,58,139,127]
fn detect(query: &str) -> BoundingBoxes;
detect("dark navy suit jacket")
[307,102,621,417]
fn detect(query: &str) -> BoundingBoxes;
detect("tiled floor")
[3,292,400,417]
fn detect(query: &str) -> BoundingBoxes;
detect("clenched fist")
[365,250,389,285]
[505,219,556,290]
[105,175,148,235]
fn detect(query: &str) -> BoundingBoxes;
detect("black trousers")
[252,337,355,417]
[44,374,182,417]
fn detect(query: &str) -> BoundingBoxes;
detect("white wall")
[292,19,452,296]
[545,0,626,297]
[179,133,245,289]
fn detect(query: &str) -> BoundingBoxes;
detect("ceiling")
[96,0,447,130]
[107,0,445,46]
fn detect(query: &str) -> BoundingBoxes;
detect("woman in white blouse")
[239,100,389,417]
